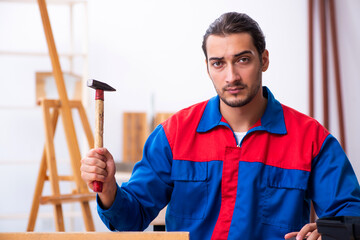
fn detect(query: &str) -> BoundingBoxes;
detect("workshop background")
[0,0,359,232]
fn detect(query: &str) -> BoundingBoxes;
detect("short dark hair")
[202,12,266,60]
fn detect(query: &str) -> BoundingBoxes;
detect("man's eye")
[238,57,249,63]
[212,61,223,67]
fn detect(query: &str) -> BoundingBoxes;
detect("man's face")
[206,33,269,108]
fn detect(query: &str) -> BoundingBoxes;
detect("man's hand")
[80,148,117,208]
[284,223,321,240]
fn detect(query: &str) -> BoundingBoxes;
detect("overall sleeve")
[97,124,174,231]
[309,134,360,217]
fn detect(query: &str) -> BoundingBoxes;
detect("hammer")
[87,79,116,192]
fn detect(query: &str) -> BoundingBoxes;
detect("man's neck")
[220,89,267,133]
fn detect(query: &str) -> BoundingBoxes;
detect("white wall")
[0,0,359,232]
[87,0,310,161]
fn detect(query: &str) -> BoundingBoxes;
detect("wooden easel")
[27,0,96,231]
[27,100,96,231]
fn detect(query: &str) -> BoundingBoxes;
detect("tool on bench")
[87,79,116,192]
[317,216,360,240]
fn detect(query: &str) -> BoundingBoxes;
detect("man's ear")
[261,49,269,72]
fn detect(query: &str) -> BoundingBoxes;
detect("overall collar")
[197,86,287,135]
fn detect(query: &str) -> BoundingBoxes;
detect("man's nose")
[225,65,240,83]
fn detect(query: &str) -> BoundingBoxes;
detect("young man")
[81,12,360,240]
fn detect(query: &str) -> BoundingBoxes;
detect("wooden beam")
[329,0,346,152]
[27,107,60,231]
[42,100,64,231]
[308,0,317,224]
[76,102,94,148]
[45,175,74,181]
[0,232,189,240]
[319,0,329,129]
[37,0,88,194]
[40,193,96,205]
[308,0,314,118]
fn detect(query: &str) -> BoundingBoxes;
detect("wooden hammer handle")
[95,99,104,149]
[93,99,104,192]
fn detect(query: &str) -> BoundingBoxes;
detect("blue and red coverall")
[98,87,360,239]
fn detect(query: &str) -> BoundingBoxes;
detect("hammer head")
[87,79,116,92]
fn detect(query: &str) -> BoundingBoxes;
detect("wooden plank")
[76,102,94,148]
[42,100,65,231]
[123,113,148,163]
[40,193,96,205]
[36,100,86,109]
[27,151,47,231]
[153,113,173,128]
[45,175,74,181]
[27,106,60,231]
[0,232,189,240]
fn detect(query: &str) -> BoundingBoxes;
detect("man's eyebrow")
[234,50,254,57]
[208,50,254,61]
[208,56,224,61]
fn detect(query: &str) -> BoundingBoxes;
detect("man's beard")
[218,80,261,108]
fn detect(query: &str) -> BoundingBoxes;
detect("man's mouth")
[225,86,245,94]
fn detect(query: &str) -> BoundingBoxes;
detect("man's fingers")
[97,148,114,162]
[306,229,321,240]
[80,153,108,186]
[81,163,107,176]
[81,171,106,183]
[285,223,321,240]
[81,148,116,191]
[296,223,318,240]
[284,232,298,239]
[95,148,116,174]
[81,156,107,169]
[86,148,107,161]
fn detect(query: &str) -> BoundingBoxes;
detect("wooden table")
[0,232,189,240]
